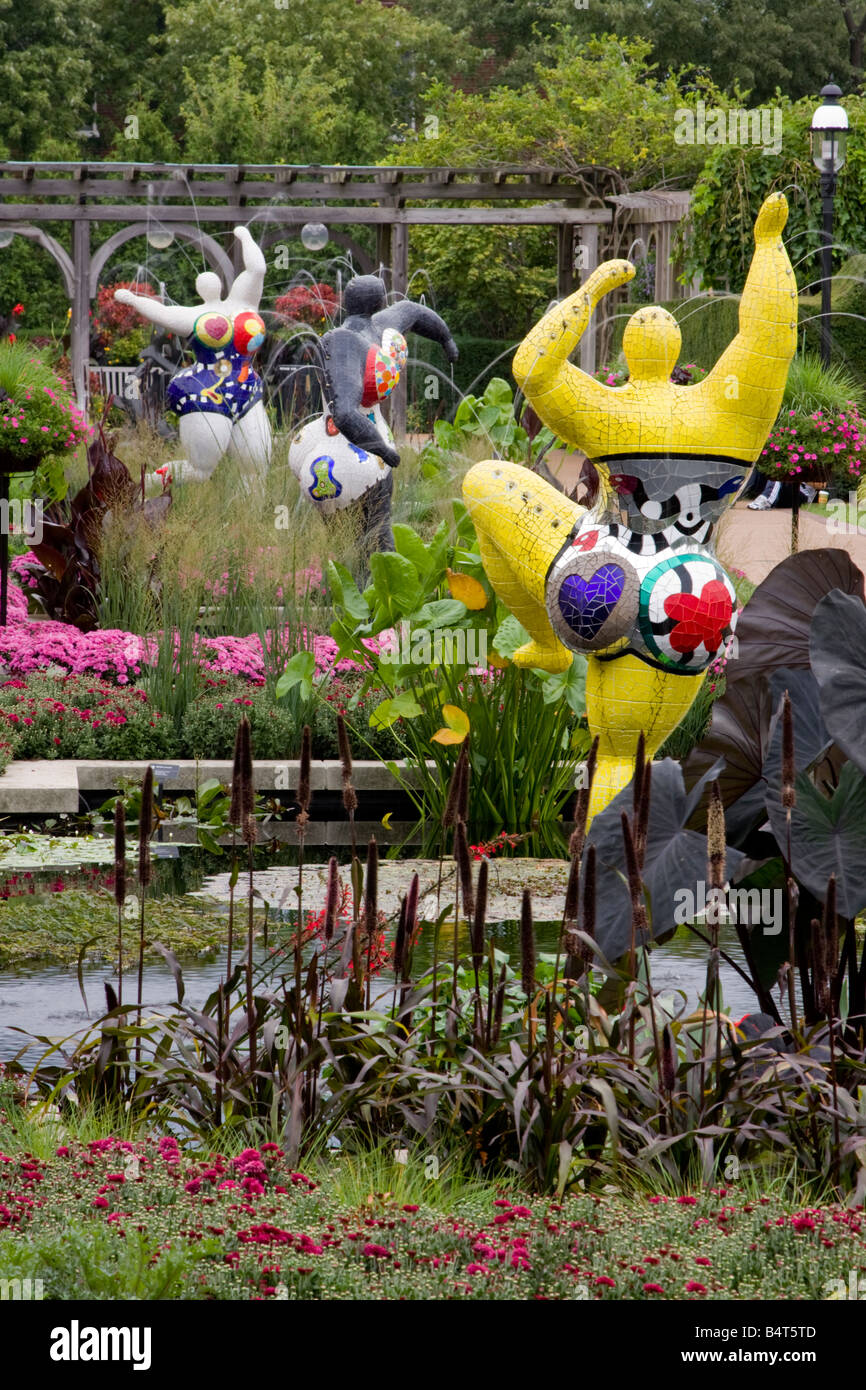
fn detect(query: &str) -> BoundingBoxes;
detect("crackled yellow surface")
[464,193,797,821]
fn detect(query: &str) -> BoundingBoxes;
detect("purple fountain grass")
[336,713,358,867]
[520,887,535,1003]
[364,836,378,1011]
[472,856,488,1002]
[114,797,126,1007]
[569,735,598,863]
[136,765,153,1066]
[621,812,648,1063]
[294,724,313,1041]
[226,716,246,984]
[233,717,257,1080]
[781,692,799,1033]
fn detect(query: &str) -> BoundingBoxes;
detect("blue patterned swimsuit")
[166,309,266,422]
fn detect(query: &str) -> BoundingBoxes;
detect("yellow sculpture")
[464,193,797,820]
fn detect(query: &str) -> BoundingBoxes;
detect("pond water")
[0,834,765,1064]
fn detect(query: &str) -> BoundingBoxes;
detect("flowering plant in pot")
[0,341,90,491]
[760,404,866,489]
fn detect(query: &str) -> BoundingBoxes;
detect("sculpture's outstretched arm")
[372,302,459,362]
[324,328,401,468]
[512,260,635,444]
[696,193,797,417]
[229,226,266,308]
[114,289,197,336]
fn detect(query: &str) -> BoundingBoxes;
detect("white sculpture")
[114,227,271,484]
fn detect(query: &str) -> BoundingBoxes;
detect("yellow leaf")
[487,648,509,669]
[431,727,466,745]
[441,704,470,736]
[446,568,488,610]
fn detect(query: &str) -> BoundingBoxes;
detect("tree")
[0,0,99,157]
[135,0,465,165]
[387,34,721,185]
[838,2,866,81]
[681,94,866,291]
[583,1,852,103]
[385,35,728,341]
[406,0,855,104]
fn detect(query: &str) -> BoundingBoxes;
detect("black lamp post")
[810,82,849,368]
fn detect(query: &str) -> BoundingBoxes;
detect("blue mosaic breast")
[558,563,626,641]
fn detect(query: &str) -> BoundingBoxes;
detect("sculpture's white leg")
[177,413,233,483]
[229,402,272,487]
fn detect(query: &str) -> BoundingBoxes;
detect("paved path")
[718,502,866,586]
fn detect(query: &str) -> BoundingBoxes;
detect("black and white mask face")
[608,468,744,539]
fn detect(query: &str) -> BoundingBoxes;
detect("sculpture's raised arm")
[229,226,266,309]
[113,289,197,337]
[372,301,459,362]
[512,260,635,444]
[694,192,797,424]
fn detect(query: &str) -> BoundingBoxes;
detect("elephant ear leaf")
[586,758,743,963]
[683,673,774,836]
[765,763,866,918]
[727,548,865,685]
[810,589,866,775]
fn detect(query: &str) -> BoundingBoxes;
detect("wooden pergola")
[0,162,691,423]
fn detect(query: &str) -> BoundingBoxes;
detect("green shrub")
[0,674,175,761]
[406,333,519,429]
[177,675,403,762]
[799,255,866,384]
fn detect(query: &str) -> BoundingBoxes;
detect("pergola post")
[577,224,599,376]
[71,213,91,410]
[390,216,409,441]
[557,223,576,301]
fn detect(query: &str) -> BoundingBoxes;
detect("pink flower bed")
[3,557,376,687]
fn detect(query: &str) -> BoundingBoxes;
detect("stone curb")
[0,759,434,815]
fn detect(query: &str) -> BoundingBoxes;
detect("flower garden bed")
[0,565,403,773]
[0,1130,860,1301]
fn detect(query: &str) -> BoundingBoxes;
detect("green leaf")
[197,779,224,807]
[275,650,316,702]
[541,656,587,715]
[368,551,424,621]
[484,376,515,408]
[369,691,423,729]
[391,523,430,576]
[327,560,370,624]
[492,614,530,658]
[410,599,469,629]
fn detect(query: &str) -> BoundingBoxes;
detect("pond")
[0,830,764,1063]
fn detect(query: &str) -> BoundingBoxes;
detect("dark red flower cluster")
[274,283,340,328]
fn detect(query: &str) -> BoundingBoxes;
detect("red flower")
[12,304,24,316]
[642,1283,665,1294]
[686,1281,707,1294]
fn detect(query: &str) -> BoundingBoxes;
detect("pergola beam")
[0,161,690,432]
[0,204,612,226]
